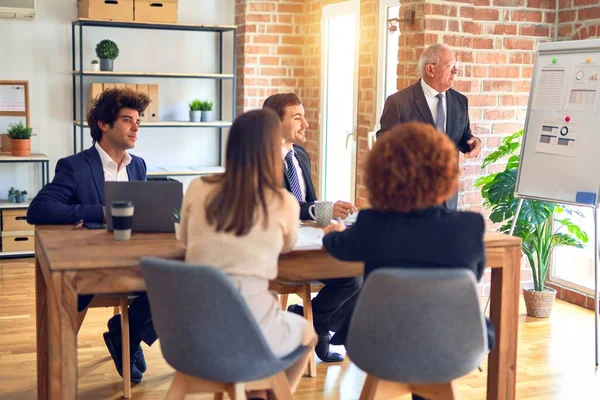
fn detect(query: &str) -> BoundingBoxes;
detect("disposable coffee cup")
[111,200,134,241]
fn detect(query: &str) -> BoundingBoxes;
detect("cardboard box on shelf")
[147,84,160,122]
[88,83,103,113]
[78,0,134,22]
[134,0,178,24]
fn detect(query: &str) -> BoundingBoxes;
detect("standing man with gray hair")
[376,43,482,210]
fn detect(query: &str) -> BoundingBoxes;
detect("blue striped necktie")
[284,149,304,202]
[435,93,445,133]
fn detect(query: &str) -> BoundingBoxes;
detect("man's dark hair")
[262,93,302,120]
[87,87,150,143]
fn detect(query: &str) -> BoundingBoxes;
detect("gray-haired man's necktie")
[435,93,445,133]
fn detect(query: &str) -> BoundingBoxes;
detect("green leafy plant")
[95,39,119,60]
[7,121,33,139]
[475,130,588,292]
[189,99,202,111]
[8,187,16,195]
[201,101,214,112]
[91,59,99,64]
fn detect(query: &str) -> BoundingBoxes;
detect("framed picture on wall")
[0,81,30,152]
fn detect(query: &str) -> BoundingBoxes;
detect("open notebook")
[293,226,324,250]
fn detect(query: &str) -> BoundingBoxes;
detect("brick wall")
[558,0,600,40]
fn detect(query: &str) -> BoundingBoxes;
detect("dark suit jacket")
[375,80,474,210]
[27,146,147,225]
[323,207,491,345]
[283,144,317,220]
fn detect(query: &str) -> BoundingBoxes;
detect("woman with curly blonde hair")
[321,122,493,370]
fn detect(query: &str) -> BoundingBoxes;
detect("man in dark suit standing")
[27,88,154,383]
[377,43,482,210]
[263,93,361,362]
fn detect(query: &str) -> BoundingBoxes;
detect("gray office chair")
[140,257,308,400]
[346,268,487,400]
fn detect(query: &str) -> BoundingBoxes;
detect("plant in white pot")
[91,59,100,71]
[189,99,202,122]
[475,130,588,318]
[201,100,214,122]
[7,121,33,157]
[95,39,119,71]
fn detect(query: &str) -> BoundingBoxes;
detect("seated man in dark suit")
[263,93,361,363]
[376,43,482,210]
[27,88,154,383]
[322,122,494,400]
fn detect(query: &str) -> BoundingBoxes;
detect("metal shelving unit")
[71,18,237,176]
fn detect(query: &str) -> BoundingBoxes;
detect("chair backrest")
[346,268,487,384]
[140,257,304,382]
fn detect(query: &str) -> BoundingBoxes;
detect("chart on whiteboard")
[566,64,600,111]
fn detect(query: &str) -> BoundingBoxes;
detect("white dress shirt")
[421,79,447,132]
[95,142,131,182]
[281,146,307,202]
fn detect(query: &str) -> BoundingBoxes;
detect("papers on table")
[293,226,324,250]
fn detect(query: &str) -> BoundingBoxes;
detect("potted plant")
[7,121,33,157]
[91,59,100,72]
[95,39,119,71]
[21,190,28,202]
[475,130,588,318]
[8,187,17,203]
[172,208,181,240]
[189,99,202,122]
[201,101,214,122]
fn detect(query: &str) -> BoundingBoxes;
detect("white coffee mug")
[308,201,334,227]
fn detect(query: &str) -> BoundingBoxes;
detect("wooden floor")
[1,259,600,399]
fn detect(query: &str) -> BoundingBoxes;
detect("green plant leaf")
[95,39,119,60]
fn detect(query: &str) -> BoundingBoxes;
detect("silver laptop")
[105,181,183,233]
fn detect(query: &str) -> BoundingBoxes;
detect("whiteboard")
[516,39,600,207]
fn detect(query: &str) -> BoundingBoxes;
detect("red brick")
[460,7,474,19]
[252,35,279,44]
[522,66,534,78]
[249,2,275,12]
[486,23,518,35]
[579,7,600,20]
[267,25,293,34]
[278,3,303,13]
[425,18,447,31]
[499,94,528,106]
[277,46,302,55]
[476,52,508,64]
[462,21,483,35]
[473,38,494,49]
[449,20,460,32]
[443,35,472,48]
[574,0,598,6]
[470,94,497,106]
[515,80,532,92]
[490,66,520,78]
[474,8,499,21]
[519,25,550,36]
[483,80,514,92]
[245,14,272,23]
[424,4,458,17]
[511,10,543,22]
[504,38,535,50]
[484,109,516,120]
[475,0,491,4]
[495,0,527,5]
[528,0,559,7]
[559,10,576,23]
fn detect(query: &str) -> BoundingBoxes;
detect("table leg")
[56,272,79,399]
[36,257,49,400]
[487,246,520,400]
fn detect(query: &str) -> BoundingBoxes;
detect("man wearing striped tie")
[376,43,482,210]
[264,93,361,363]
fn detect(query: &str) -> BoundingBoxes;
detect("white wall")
[0,0,235,197]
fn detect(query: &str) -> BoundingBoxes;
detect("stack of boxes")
[0,209,35,253]
[89,83,159,122]
[78,0,178,24]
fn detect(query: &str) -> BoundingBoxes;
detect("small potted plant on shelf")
[21,190,28,202]
[7,121,33,157]
[172,208,181,240]
[189,99,202,122]
[91,59,100,72]
[201,101,214,122]
[8,187,17,203]
[95,39,119,71]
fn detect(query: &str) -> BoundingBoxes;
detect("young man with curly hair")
[27,87,154,383]
[322,122,494,399]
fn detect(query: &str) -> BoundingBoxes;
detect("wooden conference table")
[35,225,521,400]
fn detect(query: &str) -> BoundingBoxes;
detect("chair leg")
[413,381,458,400]
[298,283,316,378]
[120,296,132,399]
[279,294,289,310]
[267,371,293,400]
[225,383,246,400]
[359,375,410,400]
[166,372,190,400]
